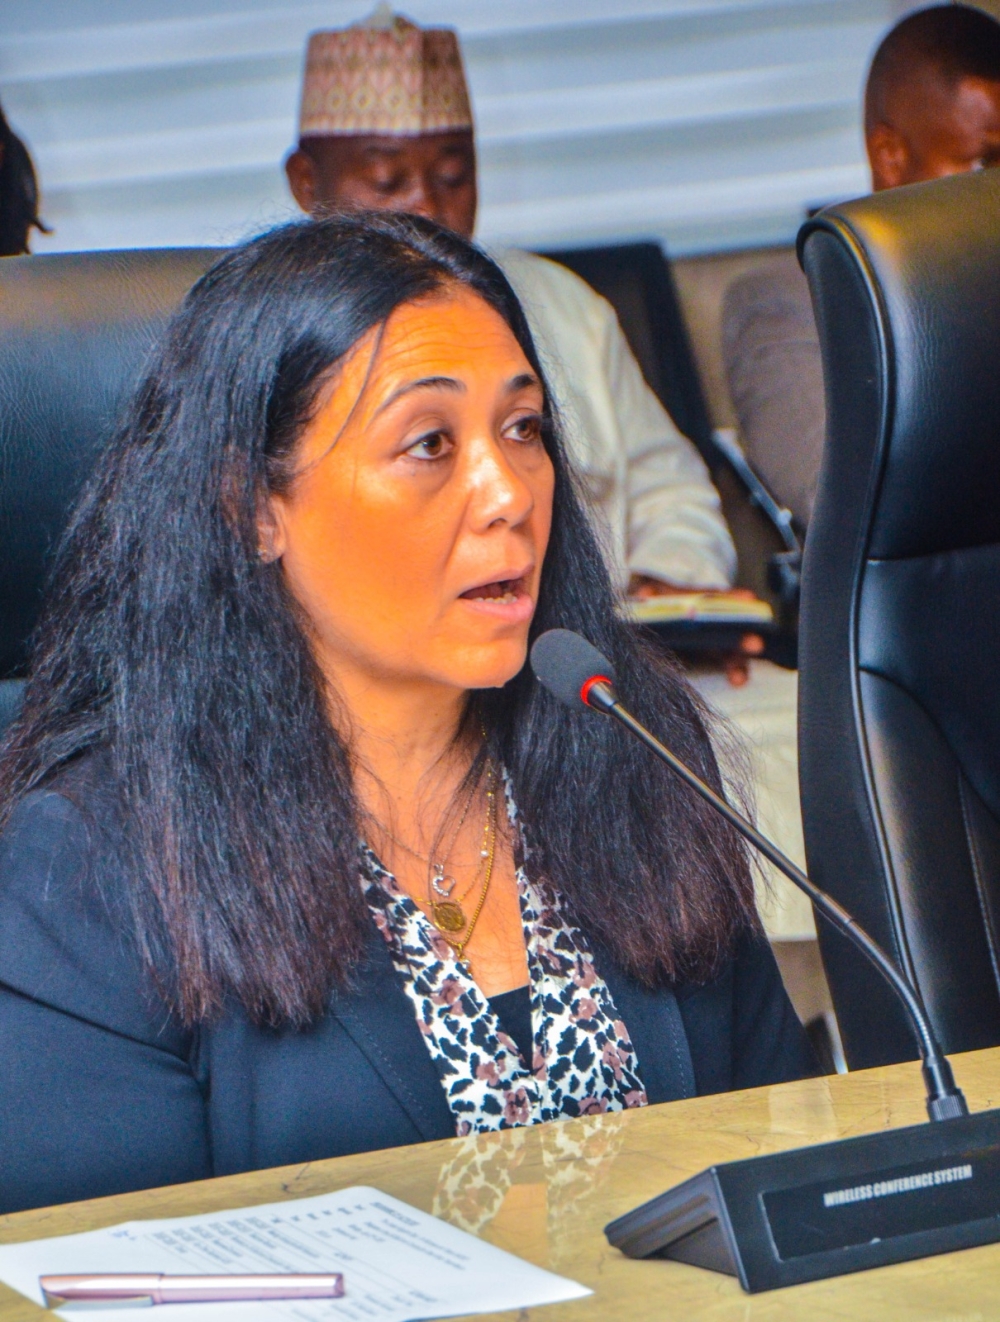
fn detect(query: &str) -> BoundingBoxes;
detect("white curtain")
[0,0,917,256]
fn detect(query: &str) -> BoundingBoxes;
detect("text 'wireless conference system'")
[530,628,1000,1293]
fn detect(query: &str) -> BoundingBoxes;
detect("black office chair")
[542,242,801,646]
[797,168,1000,1070]
[0,248,218,735]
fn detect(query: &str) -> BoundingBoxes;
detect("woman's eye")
[405,430,451,460]
[505,413,544,445]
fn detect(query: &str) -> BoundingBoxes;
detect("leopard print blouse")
[361,804,648,1135]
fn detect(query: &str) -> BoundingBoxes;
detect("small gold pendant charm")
[431,899,467,933]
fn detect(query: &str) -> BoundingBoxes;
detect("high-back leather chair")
[797,168,1000,1070]
[0,249,217,729]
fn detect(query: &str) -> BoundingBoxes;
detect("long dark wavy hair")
[0,212,757,1027]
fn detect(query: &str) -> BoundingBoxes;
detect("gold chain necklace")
[437,771,499,965]
[370,754,498,952]
[426,762,497,938]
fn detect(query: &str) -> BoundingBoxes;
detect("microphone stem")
[597,689,967,1121]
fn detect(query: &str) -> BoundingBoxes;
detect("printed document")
[0,1186,589,1322]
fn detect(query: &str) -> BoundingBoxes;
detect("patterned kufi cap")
[298,5,473,138]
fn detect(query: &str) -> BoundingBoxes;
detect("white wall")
[0,0,917,257]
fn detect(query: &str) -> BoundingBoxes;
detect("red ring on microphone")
[580,675,612,708]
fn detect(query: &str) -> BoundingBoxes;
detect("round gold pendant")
[431,900,467,933]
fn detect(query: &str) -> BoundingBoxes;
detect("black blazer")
[0,754,815,1214]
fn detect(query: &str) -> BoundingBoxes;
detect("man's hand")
[626,576,766,687]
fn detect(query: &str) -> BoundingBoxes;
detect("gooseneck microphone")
[530,628,1000,1292]
[530,627,965,1123]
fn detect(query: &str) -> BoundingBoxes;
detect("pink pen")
[40,1273,345,1308]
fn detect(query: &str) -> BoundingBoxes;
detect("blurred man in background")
[284,7,742,619]
[723,3,1000,531]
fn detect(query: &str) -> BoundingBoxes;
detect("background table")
[4,1048,1000,1321]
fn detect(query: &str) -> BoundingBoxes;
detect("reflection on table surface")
[4,1048,1000,1321]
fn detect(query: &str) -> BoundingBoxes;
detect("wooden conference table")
[4,1049,1000,1322]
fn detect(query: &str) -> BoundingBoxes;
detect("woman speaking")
[0,215,814,1213]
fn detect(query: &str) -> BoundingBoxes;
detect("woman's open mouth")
[458,575,535,622]
[460,577,524,604]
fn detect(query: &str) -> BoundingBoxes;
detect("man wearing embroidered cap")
[285,6,741,624]
[287,8,477,240]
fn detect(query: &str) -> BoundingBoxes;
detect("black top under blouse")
[0,752,818,1214]
[487,984,533,1064]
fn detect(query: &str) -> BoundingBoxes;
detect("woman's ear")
[257,495,289,564]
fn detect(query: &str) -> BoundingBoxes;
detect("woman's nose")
[465,436,534,530]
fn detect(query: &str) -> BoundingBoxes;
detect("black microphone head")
[529,629,617,710]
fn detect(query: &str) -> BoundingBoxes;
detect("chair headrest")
[798,168,1000,561]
